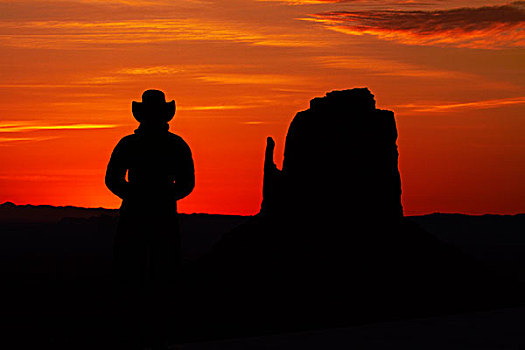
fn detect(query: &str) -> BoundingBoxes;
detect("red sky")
[0,0,524,215]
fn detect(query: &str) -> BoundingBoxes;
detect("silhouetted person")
[106,89,194,349]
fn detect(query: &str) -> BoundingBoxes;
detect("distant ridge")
[0,201,118,224]
[0,201,114,211]
[0,202,248,224]
[2,202,523,223]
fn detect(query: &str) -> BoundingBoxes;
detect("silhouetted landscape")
[1,89,524,349]
[1,202,525,348]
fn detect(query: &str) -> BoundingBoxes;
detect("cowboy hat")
[132,89,176,123]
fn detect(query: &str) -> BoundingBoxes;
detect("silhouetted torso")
[106,123,194,216]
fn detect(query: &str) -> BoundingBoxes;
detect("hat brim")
[132,100,176,123]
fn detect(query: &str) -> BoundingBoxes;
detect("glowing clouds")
[395,96,525,113]
[315,56,470,78]
[306,2,525,49]
[0,18,324,49]
[0,122,120,144]
[0,122,119,133]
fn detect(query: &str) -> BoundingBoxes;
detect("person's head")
[132,89,175,125]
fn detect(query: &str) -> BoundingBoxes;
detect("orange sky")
[0,0,524,215]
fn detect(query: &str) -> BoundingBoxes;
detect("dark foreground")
[181,306,525,350]
[1,203,525,348]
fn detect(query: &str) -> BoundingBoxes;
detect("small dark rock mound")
[181,88,521,342]
[0,201,16,208]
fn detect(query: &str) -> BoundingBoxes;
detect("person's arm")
[172,140,195,201]
[105,139,131,200]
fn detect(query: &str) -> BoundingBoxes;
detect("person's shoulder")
[119,133,138,141]
[115,134,139,148]
[121,133,139,141]
[167,132,192,155]
[167,132,189,145]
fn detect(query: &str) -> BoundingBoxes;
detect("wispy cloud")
[0,122,120,132]
[395,96,525,113]
[178,105,256,111]
[316,56,471,78]
[195,73,302,85]
[76,64,301,88]
[0,136,57,144]
[0,18,324,49]
[117,66,187,75]
[75,76,128,85]
[241,121,266,125]
[305,2,525,49]
[261,0,432,5]
[0,64,303,92]
[71,0,204,5]
[0,84,76,89]
[0,0,201,5]
[0,65,210,88]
